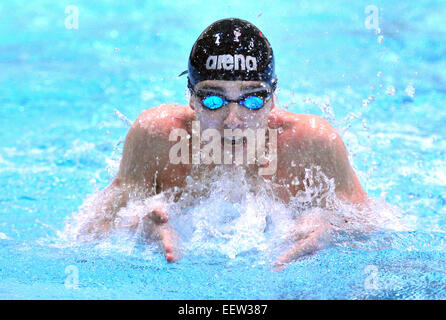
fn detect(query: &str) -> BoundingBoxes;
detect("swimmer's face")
[189,80,275,133]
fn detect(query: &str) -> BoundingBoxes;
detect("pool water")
[1,0,445,299]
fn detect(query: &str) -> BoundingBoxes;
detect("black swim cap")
[187,18,276,89]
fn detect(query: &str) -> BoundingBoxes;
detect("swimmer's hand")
[144,208,179,263]
[274,209,331,271]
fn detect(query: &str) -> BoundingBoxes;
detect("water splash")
[59,164,408,266]
[114,109,132,127]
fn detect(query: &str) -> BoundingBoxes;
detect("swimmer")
[85,18,369,266]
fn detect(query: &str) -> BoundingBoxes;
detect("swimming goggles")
[188,82,275,110]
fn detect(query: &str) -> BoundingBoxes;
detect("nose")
[223,103,243,129]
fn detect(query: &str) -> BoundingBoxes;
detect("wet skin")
[95,80,369,265]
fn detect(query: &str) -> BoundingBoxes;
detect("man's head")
[187,18,277,133]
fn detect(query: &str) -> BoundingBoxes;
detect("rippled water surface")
[0,0,445,299]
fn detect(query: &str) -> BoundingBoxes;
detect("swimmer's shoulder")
[119,104,194,180]
[133,104,195,136]
[270,107,342,144]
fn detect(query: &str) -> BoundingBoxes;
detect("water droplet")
[386,86,395,95]
[291,176,300,186]
[405,84,415,98]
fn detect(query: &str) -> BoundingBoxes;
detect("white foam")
[60,165,409,262]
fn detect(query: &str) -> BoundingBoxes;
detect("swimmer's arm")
[82,111,162,232]
[78,178,129,237]
[316,118,370,207]
[275,207,331,270]
[81,113,156,237]
[275,118,370,268]
[115,110,179,262]
[285,114,369,207]
[82,178,178,262]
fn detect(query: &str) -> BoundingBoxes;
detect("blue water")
[1,0,445,299]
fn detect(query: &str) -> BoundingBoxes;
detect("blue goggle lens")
[241,96,264,110]
[202,96,226,110]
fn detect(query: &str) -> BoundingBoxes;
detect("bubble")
[405,84,415,98]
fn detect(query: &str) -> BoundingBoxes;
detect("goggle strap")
[187,77,195,93]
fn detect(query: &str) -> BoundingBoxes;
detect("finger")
[273,246,308,272]
[158,225,177,263]
[150,208,169,224]
[276,236,320,268]
[277,242,307,265]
